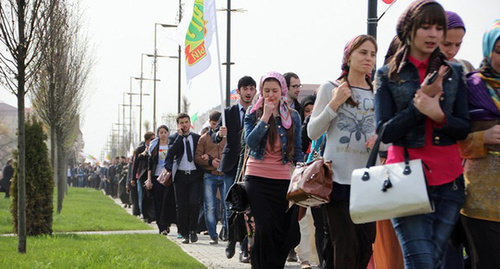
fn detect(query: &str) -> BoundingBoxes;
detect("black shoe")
[239,252,250,263]
[181,236,189,244]
[225,241,236,259]
[287,249,298,262]
[189,231,198,243]
[209,237,218,245]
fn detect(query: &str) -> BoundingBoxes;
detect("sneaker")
[209,237,218,245]
[181,236,189,244]
[239,252,250,263]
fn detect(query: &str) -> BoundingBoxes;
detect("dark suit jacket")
[132,142,145,180]
[165,132,202,179]
[212,104,244,177]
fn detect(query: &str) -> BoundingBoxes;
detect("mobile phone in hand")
[424,70,438,85]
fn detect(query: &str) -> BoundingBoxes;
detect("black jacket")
[132,142,148,181]
[212,104,244,176]
[165,132,202,172]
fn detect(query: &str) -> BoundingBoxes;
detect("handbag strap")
[365,123,411,172]
[236,146,249,183]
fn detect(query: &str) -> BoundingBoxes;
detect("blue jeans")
[203,173,233,239]
[137,180,143,214]
[392,175,465,269]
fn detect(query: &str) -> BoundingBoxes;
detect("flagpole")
[213,2,226,126]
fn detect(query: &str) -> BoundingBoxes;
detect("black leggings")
[461,215,500,269]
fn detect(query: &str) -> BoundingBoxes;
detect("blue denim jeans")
[392,175,465,269]
[203,173,233,239]
[137,180,143,214]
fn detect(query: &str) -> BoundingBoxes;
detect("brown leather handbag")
[287,157,333,207]
[157,168,172,186]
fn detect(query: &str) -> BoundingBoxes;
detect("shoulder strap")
[237,146,249,183]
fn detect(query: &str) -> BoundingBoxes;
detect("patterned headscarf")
[339,35,376,79]
[478,19,500,110]
[250,71,292,129]
[390,0,448,77]
[396,0,435,44]
[482,20,500,64]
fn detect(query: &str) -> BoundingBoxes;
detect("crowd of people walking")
[58,1,499,268]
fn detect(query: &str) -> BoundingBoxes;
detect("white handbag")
[349,125,434,224]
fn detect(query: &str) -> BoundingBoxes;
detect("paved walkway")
[111,197,313,269]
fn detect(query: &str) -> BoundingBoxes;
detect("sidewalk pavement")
[112,197,315,269]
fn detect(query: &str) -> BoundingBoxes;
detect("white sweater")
[307,81,376,185]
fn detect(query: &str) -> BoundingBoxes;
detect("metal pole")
[225,0,231,107]
[367,0,378,75]
[139,55,144,140]
[117,105,121,154]
[122,94,126,155]
[367,0,378,39]
[178,0,182,114]
[129,78,133,152]
[153,24,158,130]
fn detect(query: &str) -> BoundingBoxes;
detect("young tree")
[0,0,55,253]
[10,118,54,236]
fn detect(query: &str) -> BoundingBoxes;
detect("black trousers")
[245,175,300,269]
[323,183,376,269]
[173,170,202,237]
[152,175,167,232]
[461,215,500,269]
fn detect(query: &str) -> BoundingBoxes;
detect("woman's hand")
[413,89,445,123]
[328,82,351,112]
[366,134,378,150]
[262,98,276,123]
[421,65,448,97]
[484,125,500,144]
[145,177,153,190]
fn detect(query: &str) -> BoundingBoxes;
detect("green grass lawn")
[0,234,205,269]
[0,187,152,233]
[0,188,205,268]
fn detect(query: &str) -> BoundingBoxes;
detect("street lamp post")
[128,76,151,148]
[153,23,177,130]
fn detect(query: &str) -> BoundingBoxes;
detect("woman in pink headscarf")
[244,71,303,269]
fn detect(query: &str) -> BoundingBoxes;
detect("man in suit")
[212,76,257,262]
[165,113,203,244]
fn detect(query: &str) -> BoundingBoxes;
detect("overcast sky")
[0,0,498,160]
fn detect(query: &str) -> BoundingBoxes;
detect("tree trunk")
[16,1,27,254]
[50,127,58,188]
[56,129,65,214]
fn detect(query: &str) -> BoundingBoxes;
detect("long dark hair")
[257,77,295,160]
[389,2,447,80]
[338,35,378,106]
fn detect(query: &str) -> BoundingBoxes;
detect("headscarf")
[478,19,500,110]
[250,71,292,129]
[391,0,448,76]
[445,11,465,31]
[340,37,358,78]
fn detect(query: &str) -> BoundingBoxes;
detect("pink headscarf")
[250,71,292,129]
[339,35,375,79]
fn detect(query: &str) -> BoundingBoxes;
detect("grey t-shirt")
[308,81,376,185]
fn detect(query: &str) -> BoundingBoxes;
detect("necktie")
[185,137,193,162]
[241,107,246,128]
